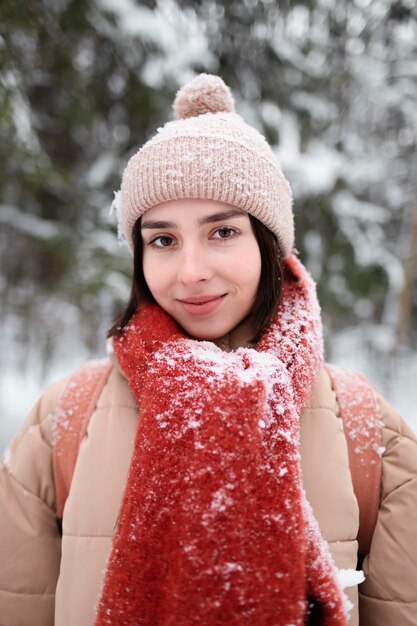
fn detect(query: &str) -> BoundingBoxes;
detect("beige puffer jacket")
[1,355,417,626]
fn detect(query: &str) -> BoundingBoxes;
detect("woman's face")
[141,199,262,340]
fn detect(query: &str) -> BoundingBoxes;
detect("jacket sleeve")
[359,393,417,625]
[0,379,67,626]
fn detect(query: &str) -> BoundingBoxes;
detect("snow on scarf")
[95,255,348,626]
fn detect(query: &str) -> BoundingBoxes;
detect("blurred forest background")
[1,0,416,449]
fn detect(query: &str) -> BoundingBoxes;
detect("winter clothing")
[1,344,417,625]
[95,256,346,625]
[119,74,294,257]
[2,71,417,626]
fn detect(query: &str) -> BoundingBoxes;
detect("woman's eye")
[150,235,174,248]
[212,227,238,240]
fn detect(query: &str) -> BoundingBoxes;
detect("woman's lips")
[178,295,226,316]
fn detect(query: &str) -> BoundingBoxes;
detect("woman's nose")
[176,245,213,285]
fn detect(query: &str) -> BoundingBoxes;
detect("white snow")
[87,153,119,188]
[330,326,416,430]
[0,205,63,240]
[336,568,365,589]
[95,0,216,88]
[2,71,40,150]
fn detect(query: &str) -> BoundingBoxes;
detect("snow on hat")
[119,73,294,257]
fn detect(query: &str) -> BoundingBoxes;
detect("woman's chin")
[174,316,234,342]
[181,324,230,342]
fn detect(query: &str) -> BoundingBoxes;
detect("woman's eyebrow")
[141,219,176,230]
[199,209,245,225]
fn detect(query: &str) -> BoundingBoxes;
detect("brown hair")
[107,215,284,341]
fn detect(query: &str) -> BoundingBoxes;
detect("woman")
[1,74,416,626]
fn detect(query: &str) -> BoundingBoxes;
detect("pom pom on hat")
[173,73,235,120]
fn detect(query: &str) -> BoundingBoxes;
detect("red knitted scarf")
[95,255,347,626]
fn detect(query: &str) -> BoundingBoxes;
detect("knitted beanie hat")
[119,73,294,258]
